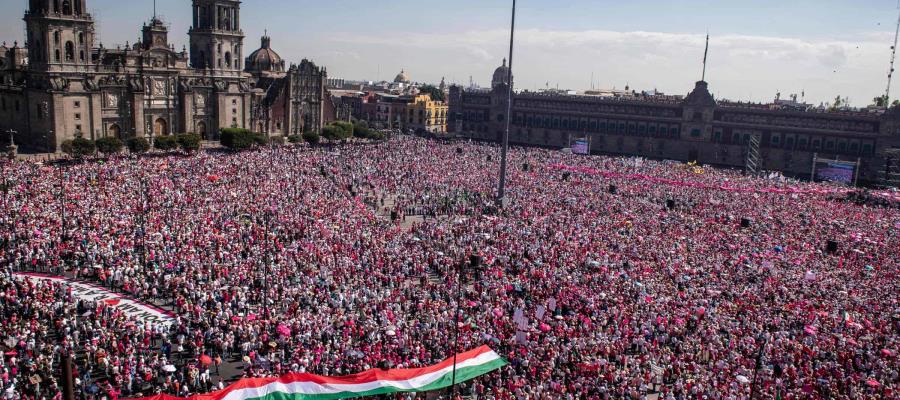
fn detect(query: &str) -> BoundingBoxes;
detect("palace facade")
[0,0,329,153]
[449,60,900,186]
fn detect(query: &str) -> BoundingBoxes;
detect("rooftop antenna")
[886,0,900,105]
[153,0,156,20]
[701,31,710,82]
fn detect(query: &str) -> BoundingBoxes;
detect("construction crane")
[886,2,900,105]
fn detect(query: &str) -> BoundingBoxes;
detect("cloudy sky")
[2,0,898,106]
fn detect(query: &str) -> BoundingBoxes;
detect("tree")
[127,137,150,154]
[302,130,320,145]
[353,121,372,138]
[95,137,124,155]
[287,134,302,144]
[61,137,96,158]
[419,85,446,102]
[321,124,351,141]
[220,128,257,150]
[333,121,354,137]
[176,133,202,152]
[873,95,889,108]
[154,135,179,151]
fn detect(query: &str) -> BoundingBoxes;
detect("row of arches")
[107,120,211,139]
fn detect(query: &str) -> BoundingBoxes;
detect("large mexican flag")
[129,346,507,400]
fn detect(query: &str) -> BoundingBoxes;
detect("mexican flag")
[129,346,506,400]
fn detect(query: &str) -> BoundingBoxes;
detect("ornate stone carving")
[84,76,99,91]
[128,77,144,92]
[153,79,166,95]
[104,92,119,108]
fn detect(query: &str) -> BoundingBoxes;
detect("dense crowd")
[1,136,898,399]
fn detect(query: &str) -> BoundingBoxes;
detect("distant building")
[406,94,448,134]
[449,59,900,186]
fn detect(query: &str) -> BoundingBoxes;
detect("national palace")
[449,60,900,186]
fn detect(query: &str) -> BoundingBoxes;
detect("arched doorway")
[154,118,168,136]
[196,121,207,139]
[108,124,121,138]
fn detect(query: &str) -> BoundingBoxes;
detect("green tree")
[287,134,302,144]
[352,121,372,138]
[127,137,150,154]
[302,130,320,145]
[220,128,257,150]
[418,85,446,102]
[176,133,202,152]
[154,135,179,151]
[61,137,96,158]
[873,95,889,108]
[321,124,351,141]
[95,137,124,155]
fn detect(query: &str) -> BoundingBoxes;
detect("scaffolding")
[745,133,762,175]
[881,148,900,188]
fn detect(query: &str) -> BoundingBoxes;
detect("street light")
[450,253,480,398]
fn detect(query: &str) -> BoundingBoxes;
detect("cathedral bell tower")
[24,0,96,72]
[189,0,244,74]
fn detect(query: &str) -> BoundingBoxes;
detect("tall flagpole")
[497,0,516,207]
[701,32,709,82]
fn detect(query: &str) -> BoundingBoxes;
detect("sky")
[2,0,899,106]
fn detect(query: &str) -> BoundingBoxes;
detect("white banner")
[14,273,176,327]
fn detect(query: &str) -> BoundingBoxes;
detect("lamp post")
[496,0,516,208]
[58,165,68,274]
[450,254,479,398]
[749,334,768,400]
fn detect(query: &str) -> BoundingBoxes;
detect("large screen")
[571,140,589,155]
[816,161,855,184]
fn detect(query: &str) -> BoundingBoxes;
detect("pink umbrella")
[276,324,291,337]
[866,379,880,387]
[539,323,551,332]
[881,349,894,357]
[246,313,258,321]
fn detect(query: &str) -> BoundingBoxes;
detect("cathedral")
[0,0,330,153]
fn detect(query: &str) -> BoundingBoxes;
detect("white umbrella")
[161,365,176,373]
[736,375,750,384]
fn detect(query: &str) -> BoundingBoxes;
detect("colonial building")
[406,94,448,134]
[449,60,900,186]
[0,0,329,153]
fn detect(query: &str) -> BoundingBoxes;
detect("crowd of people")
[0,136,897,399]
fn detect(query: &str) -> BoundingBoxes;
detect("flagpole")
[701,33,709,82]
[496,0,516,208]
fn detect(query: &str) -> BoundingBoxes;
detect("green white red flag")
[128,346,506,400]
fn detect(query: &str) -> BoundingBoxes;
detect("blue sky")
[2,0,899,105]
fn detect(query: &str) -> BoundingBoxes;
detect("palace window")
[73,101,80,108]
[690,128,701,138]
[74,113,81,121]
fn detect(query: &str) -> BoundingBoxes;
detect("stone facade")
[449,61,900,186]
[0,0,328,152]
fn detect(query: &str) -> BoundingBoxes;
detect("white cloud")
[312,28,893,106]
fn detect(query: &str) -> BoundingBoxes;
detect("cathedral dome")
[245,36,285,74]
[394,69,410,83]
[492,58,510,88]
